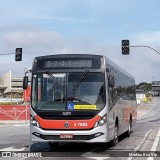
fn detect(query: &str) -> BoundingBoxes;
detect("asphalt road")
[1,97,160,160]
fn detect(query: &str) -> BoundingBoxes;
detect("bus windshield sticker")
[74,105,96,110]
[66,102,74,110]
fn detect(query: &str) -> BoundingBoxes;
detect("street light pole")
[121,40,160,55]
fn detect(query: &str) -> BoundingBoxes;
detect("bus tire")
[126,119,132,137]
[112,123,118,146]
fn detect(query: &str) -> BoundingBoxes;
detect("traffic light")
[15,48,22,61]
[122,40,129,55]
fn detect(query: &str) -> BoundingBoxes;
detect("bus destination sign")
[44,60,92,68]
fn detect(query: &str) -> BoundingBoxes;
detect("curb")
[0,120,29,125]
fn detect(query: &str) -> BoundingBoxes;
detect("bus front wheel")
[112,124,118,146]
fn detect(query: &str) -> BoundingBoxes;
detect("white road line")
[0,147,27,160]
[147,129,160,160]
[137,100,160,118]
[0,146,25,151]
[137,107,153,118]
[137,106,160,122]
[127,129,153,160]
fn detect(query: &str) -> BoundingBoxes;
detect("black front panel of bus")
[35,110,99,120]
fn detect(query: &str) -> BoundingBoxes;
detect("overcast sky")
[0,0,160,84]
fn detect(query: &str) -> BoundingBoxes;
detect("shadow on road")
[30,132,129,153]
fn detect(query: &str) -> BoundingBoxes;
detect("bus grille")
[44,135,90,140]
[32,132,104,141]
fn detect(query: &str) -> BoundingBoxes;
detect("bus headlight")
[30,116,40,128]
[94,114,107,128]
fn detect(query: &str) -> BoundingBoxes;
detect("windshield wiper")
[73,70,89,90]
[45,71,66,86]
[46,70,55,79]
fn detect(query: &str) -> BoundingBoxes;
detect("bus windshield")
[31,72,105,111]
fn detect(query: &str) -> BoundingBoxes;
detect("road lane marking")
[127,129,152,160]
[0,146,25,151]
[137,98,160,119]
[137,107,153,118]
[137,106,160,122]
[134,129,152,151]
[147,129,160,160]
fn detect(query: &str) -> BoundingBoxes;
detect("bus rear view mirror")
[23,76,29,90]
[108,75,115,88]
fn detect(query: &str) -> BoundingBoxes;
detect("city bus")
[23,54,137,147]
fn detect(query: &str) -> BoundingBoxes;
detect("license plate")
[60,134,73,139]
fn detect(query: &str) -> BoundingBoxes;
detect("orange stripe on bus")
[34,115,101,130]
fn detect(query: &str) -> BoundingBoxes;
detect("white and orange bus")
[23,54,137,148]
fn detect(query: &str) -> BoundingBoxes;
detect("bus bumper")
[30,124,108,143]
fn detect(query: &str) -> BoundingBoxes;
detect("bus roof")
[34,54,103,59]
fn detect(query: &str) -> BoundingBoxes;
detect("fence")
[0,105,30,120]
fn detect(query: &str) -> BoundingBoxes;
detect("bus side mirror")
[23,76,28,90]
[108,75,115,88]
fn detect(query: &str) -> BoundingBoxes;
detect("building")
[151,81,160,96]
[136,89,147,104]
[0,70,29,98]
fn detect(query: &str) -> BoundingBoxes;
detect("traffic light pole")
[0,53,14,56]
[129,45,160,54]
[122,40,160,55]
[0,48,22,61]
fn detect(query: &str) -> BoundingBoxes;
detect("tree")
[136,82,151,92]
